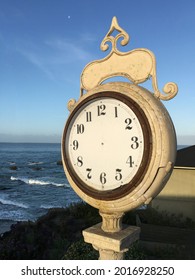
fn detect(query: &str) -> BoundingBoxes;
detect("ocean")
[0,142,81,234]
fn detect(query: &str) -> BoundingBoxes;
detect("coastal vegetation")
[0,202,194,260]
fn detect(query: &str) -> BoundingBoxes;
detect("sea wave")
[10,176,65,187]
[7,161,16,165]
[0,210,30,221]
[40,204,57,209]
[0,197,29,209]
[28,161,44,166]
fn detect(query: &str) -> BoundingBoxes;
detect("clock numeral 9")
[131,136,139,149]
[100,172,106,185]
[72,140,79,150]
[115,169,122,181]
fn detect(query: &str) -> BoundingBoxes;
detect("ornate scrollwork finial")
[159,82,178,101]
[100,16,129,53]
[79,16,178,101]
[67,99,76,111]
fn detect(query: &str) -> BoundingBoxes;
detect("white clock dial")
[65,96,145,192]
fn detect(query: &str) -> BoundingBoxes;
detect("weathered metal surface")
[80,16,178,100]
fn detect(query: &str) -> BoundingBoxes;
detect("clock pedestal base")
[82,223,140,260]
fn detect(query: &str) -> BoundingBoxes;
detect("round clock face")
[63,92,151,200]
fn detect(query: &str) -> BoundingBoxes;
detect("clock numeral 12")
[97,105,106,116]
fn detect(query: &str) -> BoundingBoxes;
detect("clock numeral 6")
[100,172,106,184]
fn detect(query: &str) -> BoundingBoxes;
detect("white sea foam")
[7,161,16,165]
[0,210,29,221]
[40,204,54,209]
[0,197,29,209]
[10,176,65,187]
[28,161,44,166]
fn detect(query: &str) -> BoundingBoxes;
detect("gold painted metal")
[80,16,178,101]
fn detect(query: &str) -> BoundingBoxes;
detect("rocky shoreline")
[0,202,194,260]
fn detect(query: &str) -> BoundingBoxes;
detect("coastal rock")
[0,203,100,260]
[0,203,194,260]
[9,166,17,170]
[31,166,42,171]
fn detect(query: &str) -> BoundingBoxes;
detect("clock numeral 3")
[77,156,83,167]
[97,105,106,116]
[100,172,106,184]
[131,136,139,149]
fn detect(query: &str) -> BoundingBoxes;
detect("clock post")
[61,16,178,260]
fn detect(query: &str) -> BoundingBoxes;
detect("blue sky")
[0,0,195,144]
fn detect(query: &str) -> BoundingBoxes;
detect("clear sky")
[0,0,195,145]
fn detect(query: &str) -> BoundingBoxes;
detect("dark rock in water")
[32,166,42,171]
[9,165,17,170]
[57,160,62,165]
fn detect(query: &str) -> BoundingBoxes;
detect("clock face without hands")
[62,92,151,200]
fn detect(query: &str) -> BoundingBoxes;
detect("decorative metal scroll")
[80,16,178,101]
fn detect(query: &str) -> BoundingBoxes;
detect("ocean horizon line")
[0,141,61,144]
[0,142,192,148]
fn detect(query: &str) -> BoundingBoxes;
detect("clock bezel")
[62,90,152,201]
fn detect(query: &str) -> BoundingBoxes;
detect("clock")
[62,82,176,213]
[62,91,151,200]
